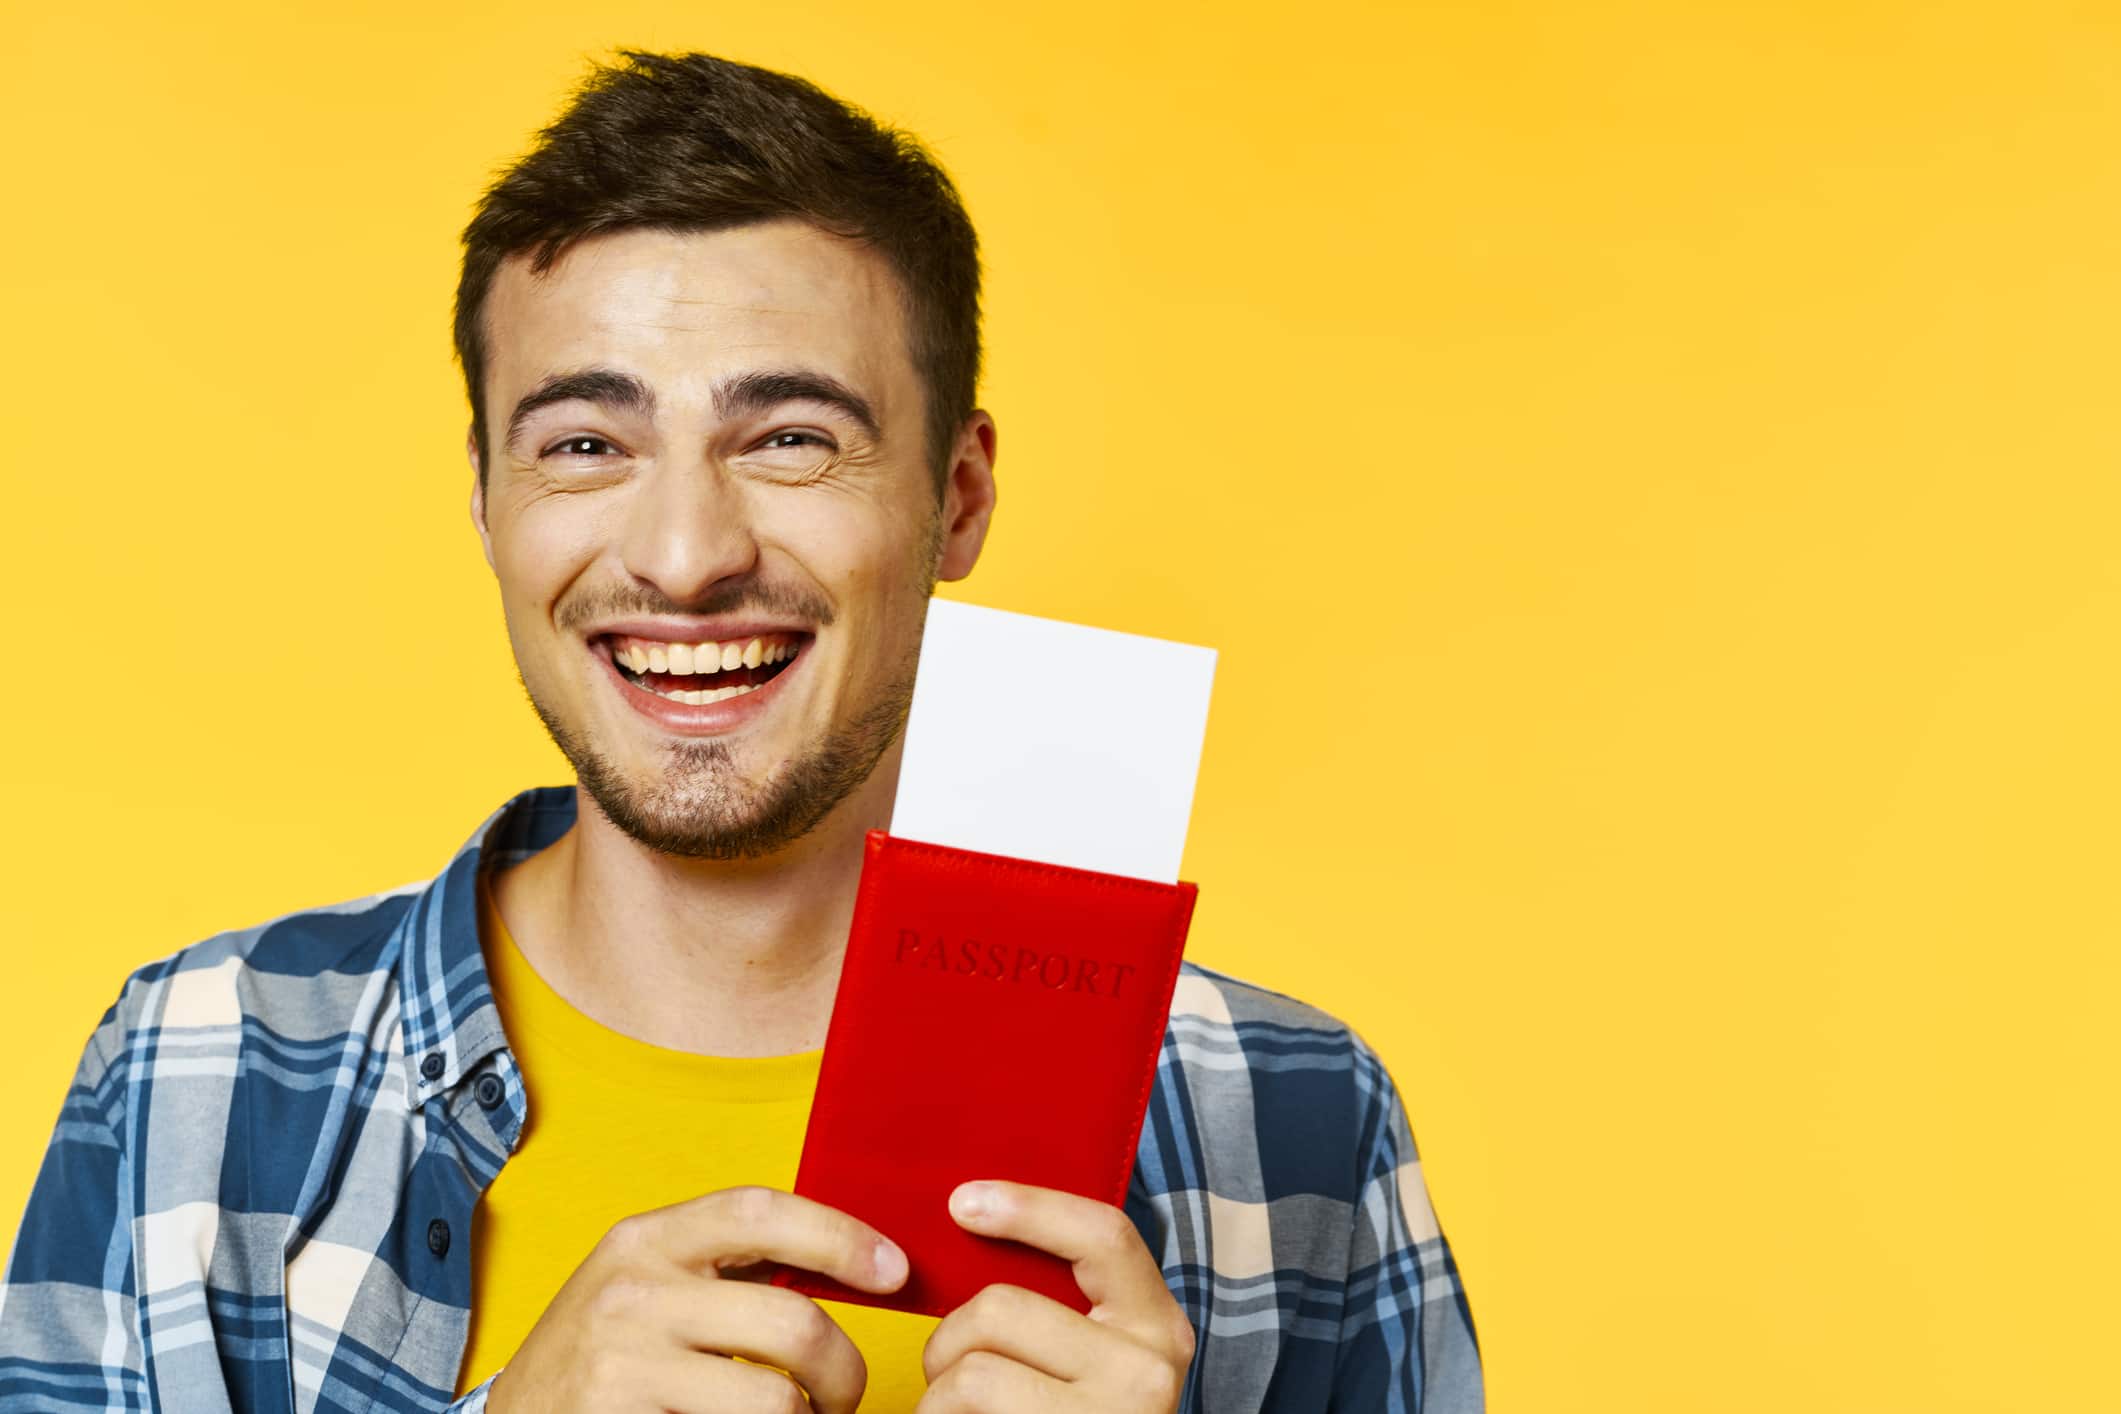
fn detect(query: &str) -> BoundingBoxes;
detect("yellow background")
[2,3,2112,1410]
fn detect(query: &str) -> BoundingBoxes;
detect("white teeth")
[612,634,801,679]
[619,635,805,674]
[656,681,763,705]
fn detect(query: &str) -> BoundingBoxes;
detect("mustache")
[558,576,838,634]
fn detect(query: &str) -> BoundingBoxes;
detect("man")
[0,49,1482,1414]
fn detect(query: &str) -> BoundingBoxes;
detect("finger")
[613,1185,908,1294]
[665,1280,868,1414]
[915,1348,1070,1414]
[640,1345,820,1414]
[921,1282,1097,1384]
[949,1182,1170,1323]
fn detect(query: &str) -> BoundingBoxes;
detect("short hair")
[453,49,982,498]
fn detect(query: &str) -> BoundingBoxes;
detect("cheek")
[766,497,906,596]
[761,504,925,679]
[490,501,606,609]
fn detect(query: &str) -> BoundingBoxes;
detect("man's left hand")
[916,1180,1196,1413]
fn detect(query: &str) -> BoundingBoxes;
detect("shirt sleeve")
[0,1000,147,1411]
[1330,1035,1486,1414]
[445,1370,502,1412]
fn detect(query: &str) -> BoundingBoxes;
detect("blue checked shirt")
[0,786,1483,1412]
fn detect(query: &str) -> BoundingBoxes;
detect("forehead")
[481,219,914,414]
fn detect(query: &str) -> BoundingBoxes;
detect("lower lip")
[593,638,807,736]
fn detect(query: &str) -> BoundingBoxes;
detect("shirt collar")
[393,784,580,1110]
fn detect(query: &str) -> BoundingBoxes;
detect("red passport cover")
[771,829,1198,1317]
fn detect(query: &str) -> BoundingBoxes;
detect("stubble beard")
[519,516,942,861]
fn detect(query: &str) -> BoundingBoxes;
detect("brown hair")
[453,49,982,497]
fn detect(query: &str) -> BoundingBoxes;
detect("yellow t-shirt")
[456,864,939,1407]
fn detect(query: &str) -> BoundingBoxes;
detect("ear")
[934,410,999,582]
[467,426,496,574]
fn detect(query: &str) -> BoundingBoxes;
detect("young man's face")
[469,220,995,858]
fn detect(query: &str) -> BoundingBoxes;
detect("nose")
[616,452,761,605]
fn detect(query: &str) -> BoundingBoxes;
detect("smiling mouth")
[601,632,807,705]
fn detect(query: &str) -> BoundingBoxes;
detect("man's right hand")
[482,1185,908,1414]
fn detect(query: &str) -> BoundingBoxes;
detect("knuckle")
[1097,1205,1138,1256]
[585,1273,654,1323]
[722,1183,777,1227]
[778,1297,836,1364]
[1169,1312,1199,1364]
[919,1338,946,1386]
[961,1349,1009,1388]
[1118,1346,1182,1404]
[597,1211,655,1259]
[954,1280,1026,1339]
[959,1283,1011,1331]
[723,1359,806,1414]
[764,1377,808,1414]
[1151,1357,1185,1402]
[984,1288,1035,1331]
[936,1349,1007,1404]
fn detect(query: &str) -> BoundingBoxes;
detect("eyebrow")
[503,365,882,452]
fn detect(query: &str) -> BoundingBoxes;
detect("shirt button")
[475,1073,506,1110]
[420,1052,445,1081]
[427,1218,451,1258]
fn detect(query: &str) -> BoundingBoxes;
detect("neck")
[491,738,904,1057]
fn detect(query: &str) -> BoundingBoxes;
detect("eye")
[543,435,618,458]
[740,428,837,481]
[758,430,830,451]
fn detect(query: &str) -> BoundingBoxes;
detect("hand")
[484,1185,908,1414]
[916,1180,1196,1413]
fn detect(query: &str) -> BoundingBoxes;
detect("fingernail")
[950,1182,992,1223]
[873,1237,907,1285]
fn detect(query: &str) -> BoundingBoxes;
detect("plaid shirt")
[0,785,1483,1413]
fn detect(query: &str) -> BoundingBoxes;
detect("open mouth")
[600,631,807,706]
